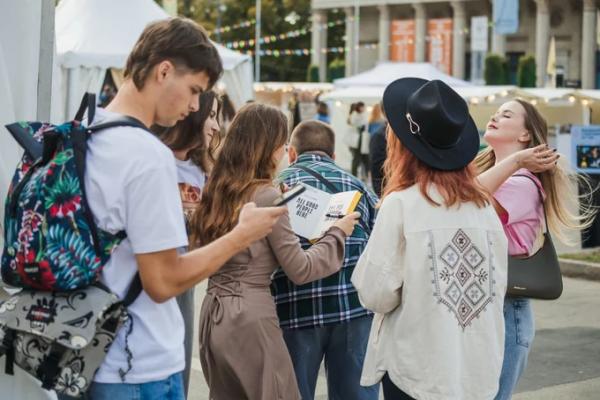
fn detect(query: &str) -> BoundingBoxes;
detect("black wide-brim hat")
[383,78,480,171]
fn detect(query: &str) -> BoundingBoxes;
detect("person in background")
[156,90,221,398]
[273,120,379,400]
[367,103,385,136]
[369,100,388,197]
[352,78,508,400]
[315,101,331,125]
[475,99,594,400]
[219,93,236,134]
[98,83,116,107]
[345,102,370,180]
[193,103,360,400]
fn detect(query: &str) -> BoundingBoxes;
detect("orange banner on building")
[427,19,453,75]
[390,20,415,62]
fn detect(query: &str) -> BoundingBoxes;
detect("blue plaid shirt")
[271,152,379,329]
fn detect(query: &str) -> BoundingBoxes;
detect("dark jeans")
[282,315,379,400]
[382,374,415,400]
[350,148,370,179]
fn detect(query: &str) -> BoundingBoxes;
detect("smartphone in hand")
[272,184,306,206]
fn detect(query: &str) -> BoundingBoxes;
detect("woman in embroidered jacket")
[352,78,511,400]
[191,103,360,400]
[475,99,594,400]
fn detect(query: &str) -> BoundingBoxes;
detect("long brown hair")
[382,127,489,208]
[474,99,596,242]
[190,103,289,246]
[157,91,221,172]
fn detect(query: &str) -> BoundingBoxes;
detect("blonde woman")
[367,102,385,136]
[475,99,594,399]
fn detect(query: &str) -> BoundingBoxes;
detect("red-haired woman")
[352,79,508,400]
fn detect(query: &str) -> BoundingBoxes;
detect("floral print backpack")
[0,93,145,397]
[1,95,132,291]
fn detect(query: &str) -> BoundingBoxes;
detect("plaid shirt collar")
[292,151,334,166]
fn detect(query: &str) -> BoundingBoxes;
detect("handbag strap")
[512,174,549,234]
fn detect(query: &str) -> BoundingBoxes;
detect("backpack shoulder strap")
[71,116,147,256]
[294,164,339,193]
[122,273,143,307]
[87,115,150,134]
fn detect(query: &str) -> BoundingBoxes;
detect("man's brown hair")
[290,120,335,157]
[124,18,223,90]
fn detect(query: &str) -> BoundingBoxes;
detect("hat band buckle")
[406,113,420,135]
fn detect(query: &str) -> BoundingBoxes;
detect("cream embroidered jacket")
[352,186,508,400]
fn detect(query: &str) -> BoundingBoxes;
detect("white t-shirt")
[85,109,188,383]
[174,158,206,224]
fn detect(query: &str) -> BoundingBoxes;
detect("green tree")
[517,55,536,87]
[153,1,348,82]
[307,64,319,82]
[327,58,345,81]
[484,54,509,85]
[181,0,313,81]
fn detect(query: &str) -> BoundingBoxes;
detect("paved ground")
[189,276,600,399]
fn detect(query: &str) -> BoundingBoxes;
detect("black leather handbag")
[506,175,563,300]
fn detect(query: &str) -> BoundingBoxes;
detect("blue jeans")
[57,372,184,400]
[282,315,379,400]
[495,298,535,400]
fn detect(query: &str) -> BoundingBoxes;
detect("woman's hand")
[514,144,559,173]
[332,212,361,236]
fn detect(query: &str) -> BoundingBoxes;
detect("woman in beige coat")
[190,103,360,400]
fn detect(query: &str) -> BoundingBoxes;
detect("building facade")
[310,0,599,88]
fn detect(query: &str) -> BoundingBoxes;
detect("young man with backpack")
[1,18,285,399]
[272,120,379,400]
[79,18,287,399]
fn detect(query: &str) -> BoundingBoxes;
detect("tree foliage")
[152,0,347,81]
[484,54,509,85]
[517,55,536,88]
[182,0,311,81]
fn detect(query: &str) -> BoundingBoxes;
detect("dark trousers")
[351,148,370,178]
[382,374,415,400]
[282,315,379,400]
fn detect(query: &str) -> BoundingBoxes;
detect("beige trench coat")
[198,185,346,400]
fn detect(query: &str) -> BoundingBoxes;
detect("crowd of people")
[4,16,596,400]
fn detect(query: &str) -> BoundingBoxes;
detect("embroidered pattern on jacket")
[429,229,496,329]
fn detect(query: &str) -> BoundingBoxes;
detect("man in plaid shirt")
[271,120,379,400]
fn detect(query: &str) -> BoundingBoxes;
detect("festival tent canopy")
[321,85,514,104]
[513,88,576,102]
[333,62,473,89]
[56,0,253,119]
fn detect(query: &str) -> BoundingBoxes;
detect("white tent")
[56,0,253,120]
[333,62,473,89]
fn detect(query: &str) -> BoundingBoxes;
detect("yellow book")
[287,184,362,241]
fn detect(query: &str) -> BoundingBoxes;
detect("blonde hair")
[474,99,596,244]
[368,103,383,124]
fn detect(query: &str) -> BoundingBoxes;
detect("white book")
[287,184,362,241]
